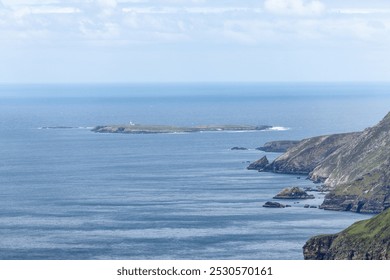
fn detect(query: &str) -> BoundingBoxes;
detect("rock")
[273,187,315,199]
[303,208,390,260]
[256,140,300,153]
[247,156,269,171]
[262,201,286,208]
[231,147,248,150]
[303,234,339,260]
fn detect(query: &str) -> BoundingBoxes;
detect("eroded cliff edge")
[303,208,390,260]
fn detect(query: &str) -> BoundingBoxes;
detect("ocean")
[0,83,389,259]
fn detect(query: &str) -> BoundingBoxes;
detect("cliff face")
[303,208,390,260]
[265,132,359,175]
[311,112,390,186]
[312,112,390,213]
[256,140,299,153]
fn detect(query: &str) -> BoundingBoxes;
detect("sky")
[0,0,390,83]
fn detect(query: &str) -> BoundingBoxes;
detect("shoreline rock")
[247,156,269,171]
[263,201,286,208]
[231,147,248,150]
[273,187,315,199]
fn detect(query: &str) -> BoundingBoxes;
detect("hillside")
[263,132,360,175]
[312,112,390,213]
[303,208,390,259]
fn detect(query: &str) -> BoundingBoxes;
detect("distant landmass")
[91,124,273,134]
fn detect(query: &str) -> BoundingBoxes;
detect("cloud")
[121,6,262,15]
[0,0,389,48]
[264,0,325,16]
[330,8,390,15]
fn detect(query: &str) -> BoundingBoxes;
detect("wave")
[267,126,290,131]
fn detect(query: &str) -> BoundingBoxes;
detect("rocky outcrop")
[303,208,390,260]
[256,140,300,153]
[303,234,339,259]
[265,132,360,175]
[247,156,269,171]
[231,147,248,150]
[263,201,286,208]
[273,187,314,199]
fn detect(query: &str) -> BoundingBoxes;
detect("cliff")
[303,208,390,260]
[256,140,299,153]
[264,132,359,175]
[312,112,390,213]
[253,112,390,214]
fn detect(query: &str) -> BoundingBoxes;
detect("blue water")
[0,83,389,259]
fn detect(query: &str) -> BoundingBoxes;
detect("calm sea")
[0,83,389,259]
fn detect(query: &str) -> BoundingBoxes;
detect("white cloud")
[2,0,60,6]
[122,6,262,14]
[264,0,325,16]
[331,8,390,15]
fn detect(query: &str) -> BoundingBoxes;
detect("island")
[91,124,273,134]
[273,187,315,199]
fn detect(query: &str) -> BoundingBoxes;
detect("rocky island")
[92,124,273,134]
[273,187,314,199]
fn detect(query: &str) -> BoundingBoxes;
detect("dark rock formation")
[256,140,300,153]
[263,201,286,208]
[303,208,390,260]
[231,147,248,150]
[247,156,269,171]
[273,187,315,199]
[303,234,339,260]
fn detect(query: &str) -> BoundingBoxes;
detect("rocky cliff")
[256,112,390,214]
[312,112,390,213]
[256,140,299,153]
[264,132,359,175]
[303,208,390,260]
